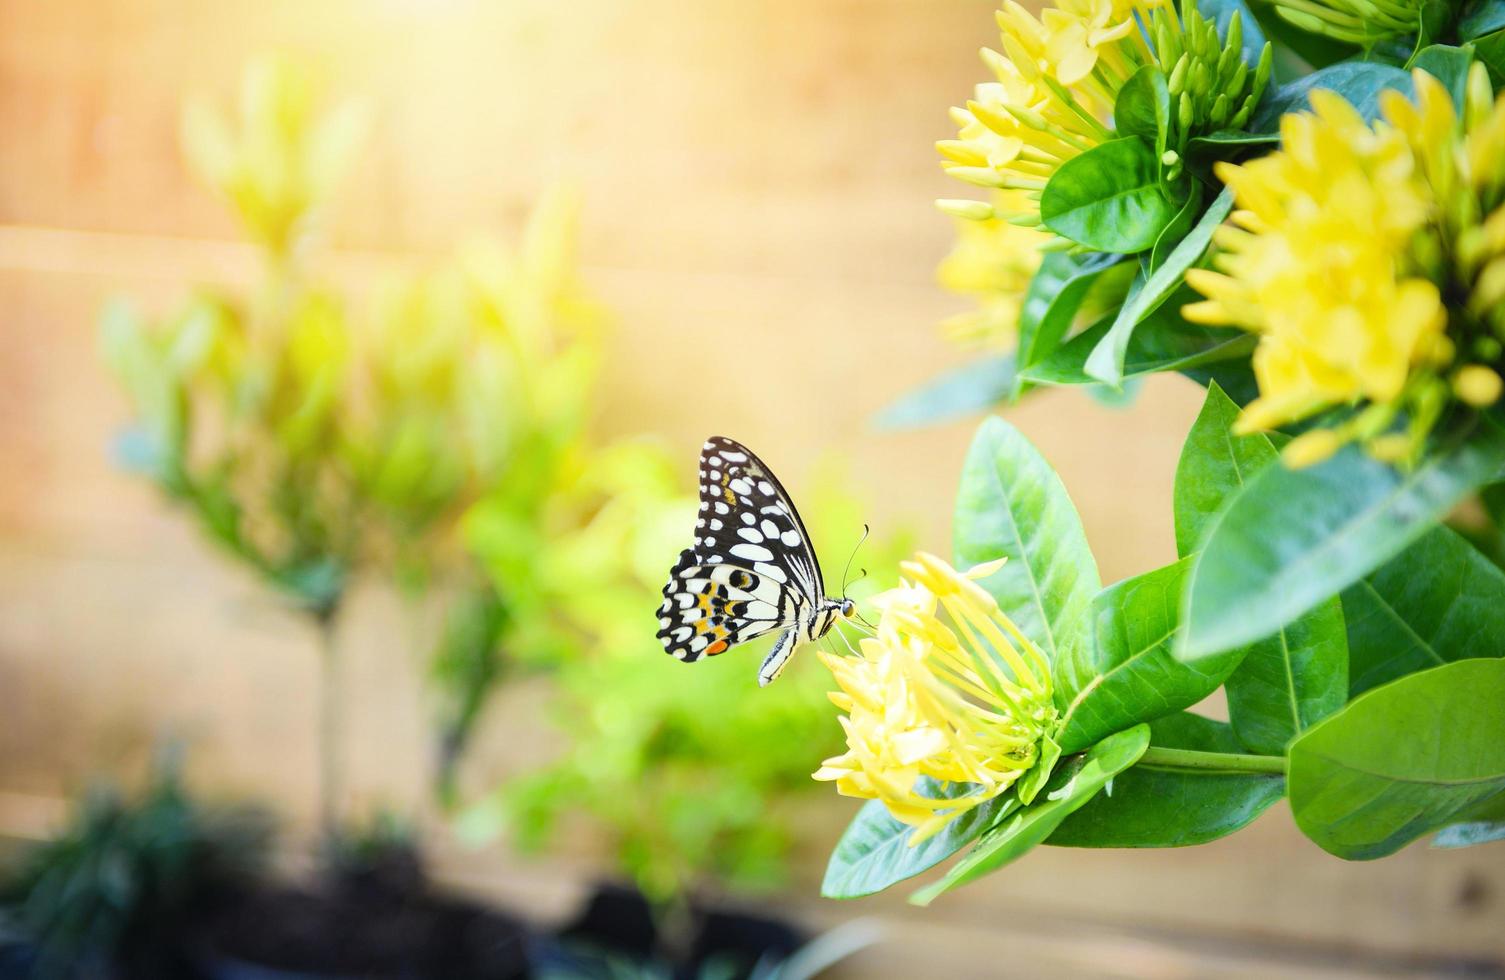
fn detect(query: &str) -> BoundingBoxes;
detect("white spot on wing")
[781,530,801,547]
[731,542,774,562]
[756,562,788,584]
[737,527,764,544]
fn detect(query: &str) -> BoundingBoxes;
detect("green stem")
[316,608,342,843]
[1138,746,1286,775]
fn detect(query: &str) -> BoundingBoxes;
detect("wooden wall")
[1,1,1502,974]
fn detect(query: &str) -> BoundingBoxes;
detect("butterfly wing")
[656,549,804,662]
[692,436,825,606]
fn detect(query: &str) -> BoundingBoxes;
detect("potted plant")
[98,54,614,977]
[800,0,1505,902]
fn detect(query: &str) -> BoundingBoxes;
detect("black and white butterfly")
[656,437,853,686]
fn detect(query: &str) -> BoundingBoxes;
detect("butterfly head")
[839,597,856,619]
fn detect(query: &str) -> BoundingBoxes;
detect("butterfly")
[656,436,854,686]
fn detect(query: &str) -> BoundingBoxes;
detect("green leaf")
[1047,713,1284,847]
[1412,44,1475,106]
[954,418,1101,711]
[1040,138,1178,253]
[1173,381,1278,558]
[1224,597,1348,754]
[1015,252,1123,372]
[1114,66,1169,144]
[1432,791,1505,848]
[1200,0,1269,65]
[1173,384,1348,754]
[1020,297,1253,388]
[1476,29,1505,85]
[1056,558,1250,753]
[909,724,1149,904]
[872,355,1015,430]
[1183,427,1505,657]
[1460,0,1505,40]
[1249,63,1414,132]
[1288,659,1505,859]
[1341,525,1505,696]
[821,781,1019,899]
[1083,188,1234,385]
[1148,184,1204,274]
[1187,129,1280,151]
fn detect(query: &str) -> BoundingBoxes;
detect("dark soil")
[196,879,531,980]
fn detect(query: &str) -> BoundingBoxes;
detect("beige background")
[1,1,1502,976]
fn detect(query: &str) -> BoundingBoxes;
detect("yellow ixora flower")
[813,553,1057,844]
[1186,66,1505,466]
[939,0,1159,229]
[935,191,1049,349]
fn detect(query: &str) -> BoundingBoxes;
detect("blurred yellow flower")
[936,191,1048,348]
[1186,67,1505,465]
[813,552,1056,844]
[940,0,1158,228]
[182,55,369,256]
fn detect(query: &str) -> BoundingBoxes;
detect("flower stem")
[1138,746,1286,775]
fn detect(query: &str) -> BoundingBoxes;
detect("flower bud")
[1454,365,1504,407]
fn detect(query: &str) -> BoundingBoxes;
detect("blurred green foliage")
[0,752,270,980]
[463,464,914,903]
[100,56,612,800]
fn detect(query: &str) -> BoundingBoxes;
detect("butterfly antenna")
[840,524,871,596]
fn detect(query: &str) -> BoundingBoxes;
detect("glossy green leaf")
[1114,66,1169,144]
[1187,129,1280,151]
[1173,381,1278,557]
[909,724,1149,904]
[1249,62,1413,132]
[1047,713,1284,847]
[1084,188,1234,385]
[1056,559,1249,753]
[1341,525,1505,696]
[1225,597,1348,754]
[1460,0,1505,39]
[1015,252,1123,372]
[1040,138,1177,253]
[1183,427,1505,657]
[1289,659,1505,859]
[1148,185,1204,274]
[1173,384,1347,753]
[1020,297,1253,388]
[954,418,1101,710]
[873,354,1014,430]
[1432,791,1505,848]
[1412,44,1475,106]
[821,781,1019,899]
[1476,29,1505,85]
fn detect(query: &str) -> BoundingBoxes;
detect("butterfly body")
[656,437,853,686]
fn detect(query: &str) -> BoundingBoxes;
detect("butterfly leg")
[758,627,799,688]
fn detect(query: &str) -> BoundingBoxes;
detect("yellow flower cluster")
[1186,67,1505,465]
[936,191,1048,349]
[813,553,1056,844]
[939,0,1161,229]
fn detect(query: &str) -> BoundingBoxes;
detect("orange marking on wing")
[704,639,729,656]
